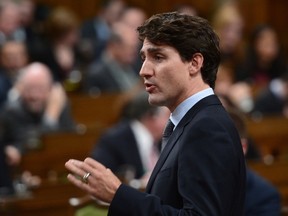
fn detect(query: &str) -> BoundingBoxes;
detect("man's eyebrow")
[140,47,163,56]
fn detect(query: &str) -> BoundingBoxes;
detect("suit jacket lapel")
[145,95,222,192]
[146,126,183,192]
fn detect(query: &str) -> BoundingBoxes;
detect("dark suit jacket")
[91,121,145,179]
[245,169,281,216]
[108,95,246,216]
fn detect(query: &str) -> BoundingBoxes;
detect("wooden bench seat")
[19,131,100,180]
[68,93,130,131]
[0,180,86,216]
[246,115,288,160]
[248,160,288,207]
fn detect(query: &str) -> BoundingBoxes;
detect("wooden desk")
[19,131,100,180]
[0,181,86,216]
[248,160,288,207]
[68,93,130,130]
[246,115,288,159]
[1,130,104,216]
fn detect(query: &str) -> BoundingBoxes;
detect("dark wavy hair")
[137,12,221,89]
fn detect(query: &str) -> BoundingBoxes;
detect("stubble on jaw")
[147,93,174,112]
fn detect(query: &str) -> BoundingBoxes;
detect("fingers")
[5,145,21,165]
[65,158,106,185]
[67,173,91,192]
[65,159,95,193]
[65,159,87,178]
[84,157,107,171]
[65,158,121,203]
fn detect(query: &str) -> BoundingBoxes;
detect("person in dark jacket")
[66,12,246,216]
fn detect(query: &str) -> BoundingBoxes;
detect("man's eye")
[154,55,163,61]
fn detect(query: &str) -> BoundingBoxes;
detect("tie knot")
[163,119,175,138]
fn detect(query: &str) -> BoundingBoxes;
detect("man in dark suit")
[65,12,246,215]
[91,92,169,186]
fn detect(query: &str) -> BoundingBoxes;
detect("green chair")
[69,195,109,216]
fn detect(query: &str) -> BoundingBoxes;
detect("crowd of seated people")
[1,0,286,117]
[0,0,147,197]
[0,62,76,196]
[80,0,126,62]
[0,1,287,213]
[212,1,288,116]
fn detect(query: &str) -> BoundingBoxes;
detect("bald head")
[19,62,52,85]
[17,62,53,113]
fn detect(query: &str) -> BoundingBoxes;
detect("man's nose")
[139,61,152,77]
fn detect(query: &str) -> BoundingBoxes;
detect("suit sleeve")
[108,184,181,216]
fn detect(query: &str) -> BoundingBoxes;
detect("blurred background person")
[212,1,255,114]
[224,24,288,115]
[0,40,29,108]
[212,1,245,69]
[215,62,255,114]
[174,3,198,16]
[0,62,76,167]
[252,72,288,117]
[118,5,147,73]
[84,21,142,95]
[214,63,235,97]
[32,7,83,92]
[91,91,170,188]
[80,0,125,62]
[0,0,22,45]
[228,108,281,215]
[17,0,45,60]
[18,0,36,39]
[0,40,29,80]
[235,24,288,90]
[118,6,147,31]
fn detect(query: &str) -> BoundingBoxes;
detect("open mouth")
[144,82,156,93]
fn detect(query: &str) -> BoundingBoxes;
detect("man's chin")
[28,105,44,114]
[148,95,165,107]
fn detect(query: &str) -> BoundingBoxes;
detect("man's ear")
[188,53,204,76]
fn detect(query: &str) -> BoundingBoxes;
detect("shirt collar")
[170,88,214,127]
